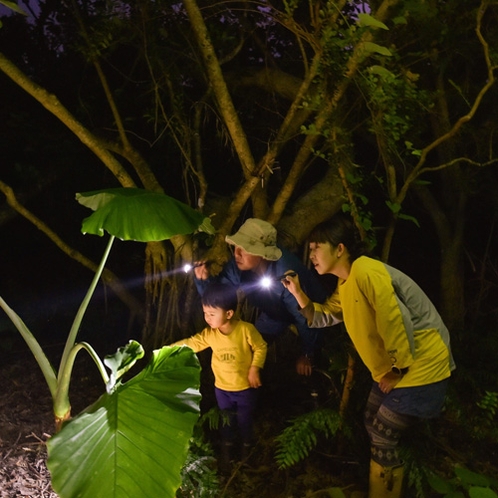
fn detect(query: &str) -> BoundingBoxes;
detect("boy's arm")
[246,324,267,388]
[247,325,267,369]
[170,329,211,353]
[248,365,262,388]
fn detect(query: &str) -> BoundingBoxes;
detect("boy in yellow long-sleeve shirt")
[171,282,267,474]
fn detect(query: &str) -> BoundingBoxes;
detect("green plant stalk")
[54,341,110,421]
[58,235,115,381]
[0,235,115,424]
[0,295,57,397]
[50,234,114,422]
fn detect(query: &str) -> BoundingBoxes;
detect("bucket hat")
[225,218,282,261]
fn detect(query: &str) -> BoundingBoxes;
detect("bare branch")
[0,180,144,319]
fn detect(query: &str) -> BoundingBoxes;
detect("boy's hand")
[248,366,262,388]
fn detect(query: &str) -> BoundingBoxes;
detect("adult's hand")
[296,355,313,376]
[281,271,301,295]
[193,261,210,280]
[378,370,403,394]
[281,272,311,310]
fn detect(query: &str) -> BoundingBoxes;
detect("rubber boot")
[218,441,233,476]
[368,459,404,498]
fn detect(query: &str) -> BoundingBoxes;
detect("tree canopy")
[1,0,497,360]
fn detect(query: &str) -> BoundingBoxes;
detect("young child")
[170,282,267,474]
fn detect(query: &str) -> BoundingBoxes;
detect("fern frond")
[198,405,231,431]
[274,408,344,469]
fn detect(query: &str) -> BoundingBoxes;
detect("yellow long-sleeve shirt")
[171,320,267,391]
[301,256,455,386]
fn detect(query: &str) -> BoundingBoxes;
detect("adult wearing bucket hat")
[194,218,328,375]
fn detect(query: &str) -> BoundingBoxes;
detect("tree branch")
[0,179,144,320]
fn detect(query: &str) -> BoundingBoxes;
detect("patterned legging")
[364,384,416,467]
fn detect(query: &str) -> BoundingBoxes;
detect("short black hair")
[201,282,238,312]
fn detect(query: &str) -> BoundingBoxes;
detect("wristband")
[391,366,409,376]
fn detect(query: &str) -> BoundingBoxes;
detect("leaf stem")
[58,235,115,379]
[54,341,109,420]
[0,296,57,397]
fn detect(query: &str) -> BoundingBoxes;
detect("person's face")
[309,241,341,275]
[233,246,264,271]
[202,305,231,329]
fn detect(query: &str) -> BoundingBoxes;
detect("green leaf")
[326,488,346,497]
[76,188,215,241]
[398,213,420,227]
[386,201,402,214]
[469,487,498,498]
[455,467,491,487]
[47,346,201,498]
[368,65,395,79]
[357,13,389,30]
[393,16,408,25]
[0,0,28,15]
[360,217,373,231]
[104,340,145,392]
[363,42,392,57]
[427,473,455,494]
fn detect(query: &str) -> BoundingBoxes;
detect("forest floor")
[1,337,498,498]
[0,344,101,498]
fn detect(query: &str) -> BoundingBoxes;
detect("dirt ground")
[1,353,58,498]
[0,346,104,498]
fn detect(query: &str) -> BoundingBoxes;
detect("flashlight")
[275,271,297,281]
[183,261,210,273]
[260,271,297,289]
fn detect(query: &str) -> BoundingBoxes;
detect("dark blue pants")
[215,387,259,443]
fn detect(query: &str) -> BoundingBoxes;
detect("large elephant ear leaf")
[75,188,215,241]
[47,346,201,498]
[104,340,145,393]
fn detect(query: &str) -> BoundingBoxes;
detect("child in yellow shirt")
[171,282,267,474]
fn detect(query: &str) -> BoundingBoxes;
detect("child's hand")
[248,366,262,388]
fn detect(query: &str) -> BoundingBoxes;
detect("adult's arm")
[193,257,241,295]
[302,290,344,328]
